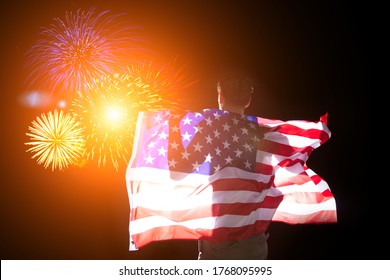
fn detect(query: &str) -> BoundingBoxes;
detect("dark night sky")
[0,0,375,260]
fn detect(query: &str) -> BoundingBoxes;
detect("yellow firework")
[125,59,199,104]
[73,75,156,171]
[72,61,198,171]
[25,110,86,171]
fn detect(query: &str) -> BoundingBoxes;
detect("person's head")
[217,72,254,114]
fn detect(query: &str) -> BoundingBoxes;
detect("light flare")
[105,106,127,125]
[71,59,196,171]
[72,73,142,171]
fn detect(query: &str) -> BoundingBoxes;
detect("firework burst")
[25,110,86,171]
[24,8,148,103]
[72,60,197,171]
[126,59,198,96]
[125,59,199,104]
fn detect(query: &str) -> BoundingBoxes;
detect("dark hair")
[217,72,254,107]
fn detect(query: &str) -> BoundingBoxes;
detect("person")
[197,72,269,260]
[126,70,335,259]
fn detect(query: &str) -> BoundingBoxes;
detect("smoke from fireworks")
[25,110,86,171]
[72,60,198,171]
[24,8,148,103]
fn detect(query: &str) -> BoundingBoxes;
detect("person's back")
[197,72,269,260]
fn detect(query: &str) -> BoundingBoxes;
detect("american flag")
[126,109,336,250]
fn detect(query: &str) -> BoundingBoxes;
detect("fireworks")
[25,110,86,171]
[72,70,168,170]
[24,8,147,103]
[125,59,199,104]
[22,7,200,172]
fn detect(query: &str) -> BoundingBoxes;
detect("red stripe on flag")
[272,209,337,224]
[132,195,284,221]
[131,220,272,248]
